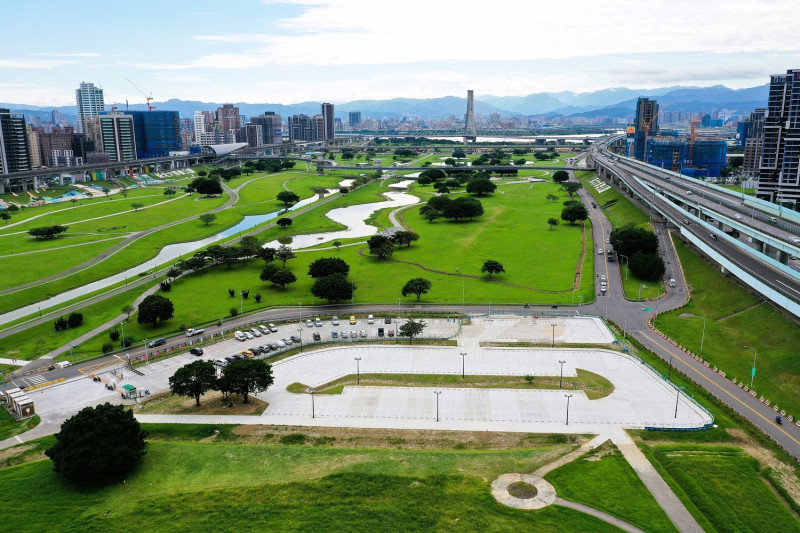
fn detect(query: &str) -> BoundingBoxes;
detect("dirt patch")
[676,313,696,318]
[135,390,268,416]
[728,428,800,505]
[230,424,587,452]
[508,481,538,499]
[0,443,34,462]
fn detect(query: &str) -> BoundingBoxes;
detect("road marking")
[775,279,800,296]
[641,330,800,447]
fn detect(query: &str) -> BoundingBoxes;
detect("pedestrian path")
[0,358,27,365]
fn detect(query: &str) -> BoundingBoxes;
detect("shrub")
[67,312,83,328]
[54,316,69,331]
[109,330,120,341]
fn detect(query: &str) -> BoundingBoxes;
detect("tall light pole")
[620,254,629,280]
[744,345,757,389]
[307,388,316,418]
[551,323,557,347]
[668,355,673,380]
[698,317,706,353]
[355,357,361,385]
[558,360,566,388]
[434,390,441,422]
[297,328,303,353]
[638,284,648,299]
[460,352,466,379]
[564,394,573,425]
[674,386,685,418]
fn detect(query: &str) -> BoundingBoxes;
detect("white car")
[258,325,270,334]
[367,315,374,324]
[275,340,287,348]
[249,328,262,337]
[359,330,367,337]
[315,318,323,327]
[244,331,254,340]
[597,248,604,255]
[268,323,278,332]
[332,316,340,326]
[341,330,349,338]
[234,331,247,341]
[305,319,314,327]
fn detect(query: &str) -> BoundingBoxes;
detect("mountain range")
[2,84,770,124]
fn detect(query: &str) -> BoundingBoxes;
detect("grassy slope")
[655,238,800,417]
[547,443,676,533]
[0,441,619,532]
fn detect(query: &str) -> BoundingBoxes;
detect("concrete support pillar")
[778,250,789,264]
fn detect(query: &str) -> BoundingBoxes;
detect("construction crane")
[689,117,701,165]
[125,78,155,111]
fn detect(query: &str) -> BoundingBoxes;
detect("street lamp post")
[699,317,706,353]
[620,254,629,280]
[674,386,685,418]
[668,356,673,380]
[744,345,757,389]
[564,394,573,425]
[355,357,361,385]
[307,388,316,418]
[551,323,557,347]
[460,352,466,379]
[639,284,648,299]
[434,390,441,422]
[558,360,566,388]
[297,328,303,353]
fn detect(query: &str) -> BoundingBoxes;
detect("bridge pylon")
[464,89,477,146]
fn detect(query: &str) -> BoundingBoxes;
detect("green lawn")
[655,238,800,417]
[647,445,800,532]
[0,439,623,532]
[0,410,39,441]
[547,442,676,533]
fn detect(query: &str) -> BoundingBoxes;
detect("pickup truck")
[185,328,205,336]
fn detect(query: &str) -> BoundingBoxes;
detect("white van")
[234,331,247,341]
[367,314,374,324]
[769,217,778,223]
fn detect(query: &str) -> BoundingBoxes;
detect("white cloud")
[0,58,77,69]
[29,52,101,57]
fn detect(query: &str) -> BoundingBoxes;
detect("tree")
[131,202,144,211]
[102,342,114,354]
[178,255,208,272]
[277,190,300,206]
[481,260,505,279]
[67,312,83,328]
[276,217,293,229]
[190,177,223,196]
[109,329,120,341]
[548,217,560,230]
[629,253,666,281]
[402,278,432,302]
[169,360,218,407]
[332,240,342,250]
[609,224,659,258]
[552,170,570,184]
[260,263,281,284]
[271,269,297,289]
[311,273,355,302]
[563,182,583,197]
[137,294,174,326]
[445,157,456,166]
[275,245,296,267]
[419,205,441,223]
[399,319,426,344]
[198,213,217,226]
[28,225,68,239]
[307,257,350,279]
[560,203,589,225]
[466,178,497,196]
[221,359,274,403]
[420,169,445,182]
[164,188,177,197]
[514,158,526,166]
[390,231,420,248]
[367,235,395,259]
[122,304,135,318]
[443,197,483,221]
[197,170,208,177]
[0,211,11,224]
[452,148,466,159]
[45,403,147,485]
[417,176,433,187]
[546,193,559,203]
[54,316,68,331]
[166,267,181,280]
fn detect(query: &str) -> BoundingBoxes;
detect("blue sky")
[2,0,800,106]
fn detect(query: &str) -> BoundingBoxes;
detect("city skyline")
[3,0,800,107]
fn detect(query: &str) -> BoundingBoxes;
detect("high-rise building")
[38,130,75,166]
[0,108,32,174]
[250,111,283,145]
[216,104,240,141]
[245,124,263,147]
[193,111,205,135]
[742,108,765,177]
[75,82,105,134]
[26,125,41,168]
[51,109,62,125]
[99,112,136,162]
[633,97,659,161]
[288,114,325,142]
[127,110,181,158]
[348,111,361,129]
[321,103,334,141]
[757,70,800,206]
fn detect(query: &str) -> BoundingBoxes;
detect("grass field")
[0,410,39,441]
[547,442,676,533]
[0,438,625,532]
[646,445,800,532]
[654,238,800,417]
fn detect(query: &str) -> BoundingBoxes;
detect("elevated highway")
[590,148,800,318]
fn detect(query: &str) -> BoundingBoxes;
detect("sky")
[3,0,800,107]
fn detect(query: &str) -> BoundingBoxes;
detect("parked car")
[225,356,237,363]
[268,323,278,332]
[384,317,392,324]
[275,340,287,348]
[305,319,314,327]
[249,346,262,355]
[349,315,357,324]
[313,332,321,341]
[244,331,254,340]
[241,350,254,358]
[148,338,166,348]
[259,344,271,353]
[258,325,270,334]
[315,317,323,327]
[249,328,262,337]
[331,330,339,339]
[214,358,228,367]
[282,338,293,346]
[332,316,340,326]
[341,330,349,338]
[367,315,374,324]
[185,328,205,337]
[189,347,204,356]
[234,331,247,341]
[290,335,301,344]
[378,328,385,337]
[269,342,280,350]
[359,330,367,337]
[388,330,395,337]
[351,330,358,339]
